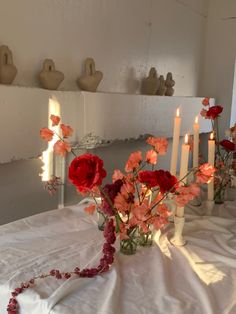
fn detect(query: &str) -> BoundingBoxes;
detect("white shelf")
[0,85,213,163]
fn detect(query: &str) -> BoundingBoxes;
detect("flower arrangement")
[7,115,215,314]
[200,98,236,203]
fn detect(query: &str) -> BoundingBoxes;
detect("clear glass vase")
[138,230,153,247]
[97,210,107,231]
[120,238,137,255]
[214,186,226,204]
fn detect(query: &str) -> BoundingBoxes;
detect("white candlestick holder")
[170,216,187,246]
[205,200,214,216]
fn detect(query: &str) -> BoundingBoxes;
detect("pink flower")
[84,203,96,215]
[125,151,142,172]
[174,183,200,207]
[146,137,168,155]
[132,203,151,222]
[40,127,54,141]
[156,204,171,218]
[61,124,73,138]
[50,114,60,126]
[53,140,71,156]
[196,163,216,184]
[151,216,169,230]
[146,150,158,164]
[112,169,124,182]
[202,97,210,106]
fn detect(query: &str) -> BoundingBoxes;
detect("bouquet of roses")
[7,114,215,314]
[200,98,236,202]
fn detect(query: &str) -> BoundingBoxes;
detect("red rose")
[69,154,107,193]
[206,105,223,119]
[220,139,235,152]
[155,170,178,194]
[138,171,159,187]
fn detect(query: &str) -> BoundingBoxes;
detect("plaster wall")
[200,0,236,133]
[0,0,209,224]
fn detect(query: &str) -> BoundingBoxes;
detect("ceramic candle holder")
[170,216,187,246]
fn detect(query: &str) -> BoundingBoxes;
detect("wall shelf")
[0,85,213,163]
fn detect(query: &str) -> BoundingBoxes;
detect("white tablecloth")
[0,200,236,314]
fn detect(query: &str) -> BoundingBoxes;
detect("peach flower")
[156,203,171,218]
[174,183,200,207]
[61,124,73,138]
[40,127,54,141]
[84,203,96,215]
[50,114,60,126]
[146,137,168,155]
[53,140,71,156]
[196,163,216,184]
[202,97,210,106]
[112,169,124,182]
[146,150,158,165]
[125,151,142,172]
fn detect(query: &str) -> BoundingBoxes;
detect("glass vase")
[120,238,137,255]
[97,210,107,231]
[138,230,153,247]
[214,186,226,204]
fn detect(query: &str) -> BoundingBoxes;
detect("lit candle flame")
[195,116,198,124]
[184,134,188,144]
[210,132,214,140]
[176,108,180,117]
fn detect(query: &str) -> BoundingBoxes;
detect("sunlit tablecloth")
[0,200,236,314]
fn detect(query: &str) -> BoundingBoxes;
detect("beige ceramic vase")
[0,45,17,84]
[156,75,167,96]
[39,59,64,90]
[77,58,103,92]
[165,72,175,96]
[142,67,160,95]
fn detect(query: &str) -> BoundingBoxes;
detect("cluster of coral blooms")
[40,114,215,239]
[7,114,216,314]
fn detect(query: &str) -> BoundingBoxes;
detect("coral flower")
[61,124,73,138]
[146,150,158,164]
[196,163,216,184]
[147,137,168,155]
[50,114,60,126]
[202,97,210,106]
[53,140,71,156]
[84,203,96,215]
[112,169,124,182]
[174,183,200,207]
[40,127,54,141]
[125,151,142,172]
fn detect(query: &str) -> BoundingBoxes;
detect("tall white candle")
[177,134,190,217]
[170,108,181,176]
[193,116,199,168]
[208,132,215,201]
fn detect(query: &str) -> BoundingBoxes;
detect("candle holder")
[170,216,187,246]
[205,200,214,216]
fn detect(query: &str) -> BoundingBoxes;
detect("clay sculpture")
[77,58,103,92]
[39,59,64,90]
[0,45,17,84]
[165,72,175,96]
[156,75,167,96]
[142,67,160,95]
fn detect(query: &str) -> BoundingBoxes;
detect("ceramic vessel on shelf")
[156,75,166,96]
[142,67,160,95]
[39,59,64,90]
[165,72,175,96]
[77,58,103,92]
[0,45,17,84]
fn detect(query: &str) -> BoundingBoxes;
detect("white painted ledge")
[0,85,213,163]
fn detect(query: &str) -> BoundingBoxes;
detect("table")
[0,200,236,314]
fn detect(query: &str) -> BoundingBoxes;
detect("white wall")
[200,0,236,134]
[0,0,209,224]
[0,0,208,95]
